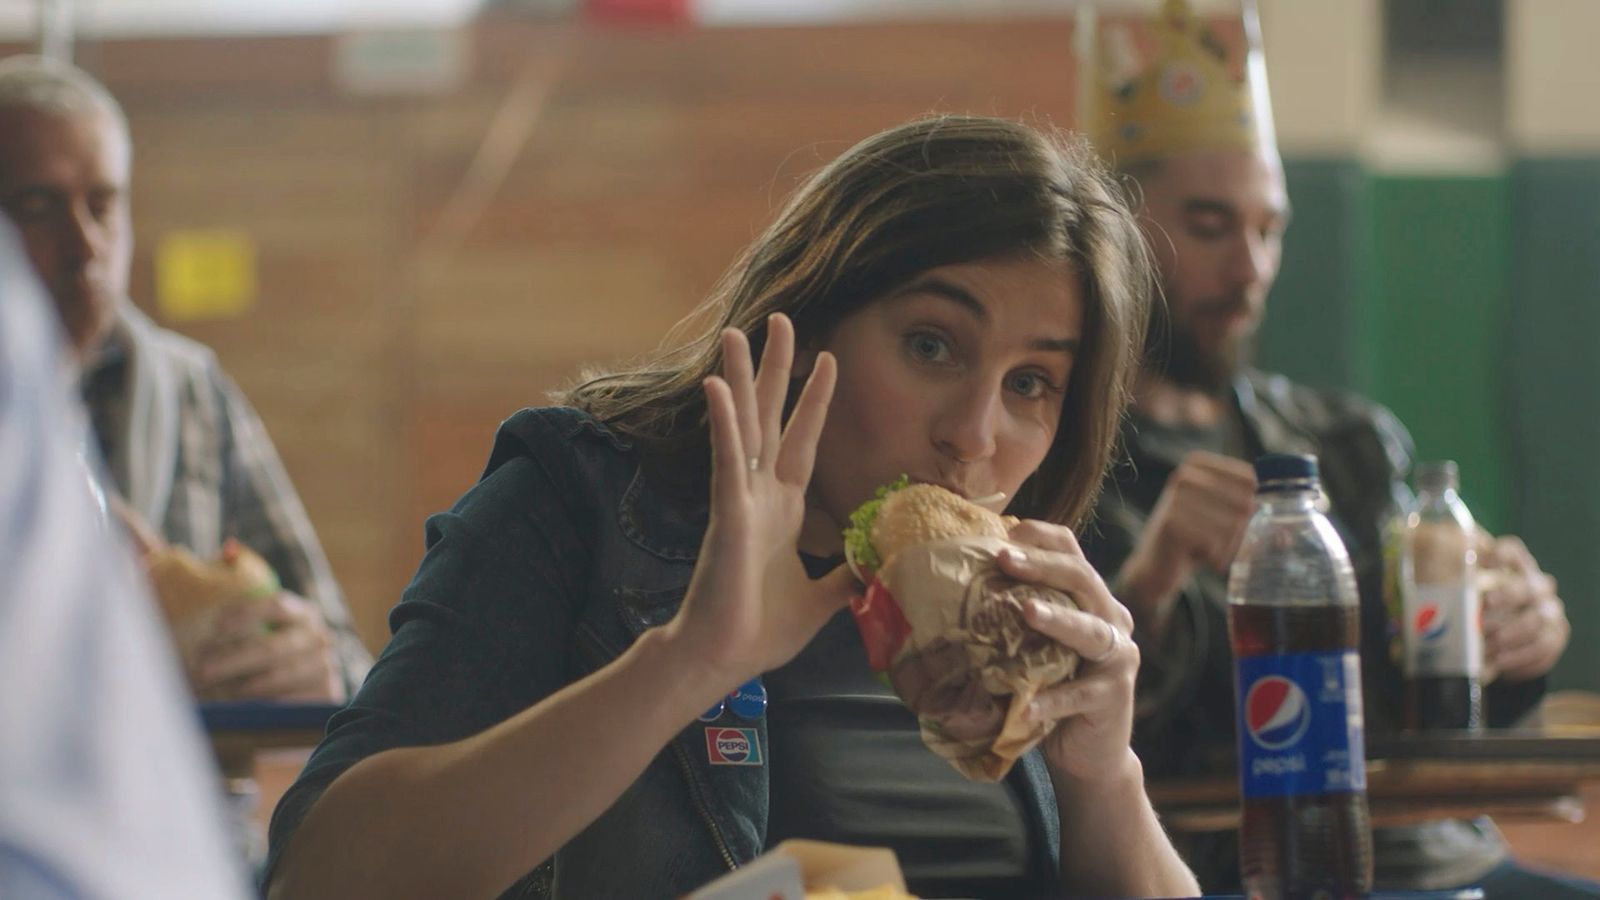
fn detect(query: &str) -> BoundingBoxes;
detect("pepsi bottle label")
[1403,581,1483,678]
[1235,650,1367,799]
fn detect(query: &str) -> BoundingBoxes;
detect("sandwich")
[145,538,279,657]
[843,478,1081,781]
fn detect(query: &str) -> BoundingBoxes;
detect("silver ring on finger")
[748,456,760,472]
[1088,621,1122,664]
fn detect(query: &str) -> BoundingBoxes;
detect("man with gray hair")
[0,55,370,704]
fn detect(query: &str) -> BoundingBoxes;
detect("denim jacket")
[266,407,1062,899]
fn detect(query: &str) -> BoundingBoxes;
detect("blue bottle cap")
[698,699,725,723]
[727,678,767,720]
[1253,453,1319,490]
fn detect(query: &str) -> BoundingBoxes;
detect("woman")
[266,114,1198,899]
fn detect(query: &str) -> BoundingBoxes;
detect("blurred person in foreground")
[1077,1,1590,895]
[266,114,1200,899]
[0,219,250,900]
[0,55,370,703]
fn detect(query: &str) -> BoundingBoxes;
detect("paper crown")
[1076,0,1277,166]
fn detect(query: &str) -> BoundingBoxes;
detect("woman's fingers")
[1029,672,1118,724]
[721,314,808,474]
[999,546,1097,606]
[775,351,836,486]
[998,539,1133,634]
[1022,600,1138,737]
[703,375,748,506]
[1008,518,1082,555]
[1022,599,1135,669]
[754,315,795,469]
[720,328,762,464]
[709,316,833,503]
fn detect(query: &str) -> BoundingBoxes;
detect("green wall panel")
[1368,175,1510,535]
[1257,159,1373,393]
[1508,158,1600,692]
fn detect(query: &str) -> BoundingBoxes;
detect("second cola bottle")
[1229,454,1373,899]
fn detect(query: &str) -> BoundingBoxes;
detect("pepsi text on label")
[704,727,763,766]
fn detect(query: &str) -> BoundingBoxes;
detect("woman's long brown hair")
[557,114,1153,529]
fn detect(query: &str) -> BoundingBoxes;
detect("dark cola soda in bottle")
[1229,454,1373,899]
[1402,460,1484,732]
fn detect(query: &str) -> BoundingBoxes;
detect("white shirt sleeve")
[0,227,253,900]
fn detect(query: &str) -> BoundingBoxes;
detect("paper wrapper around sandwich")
[849,534,1080,782]
[145,541,279,660]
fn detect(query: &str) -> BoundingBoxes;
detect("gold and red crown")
[1077,0,1277,166]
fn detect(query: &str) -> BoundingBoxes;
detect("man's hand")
[103,496,343,702]
[189,591,346,702]
[1478,533,1569,683]
[1117,451,1256,635]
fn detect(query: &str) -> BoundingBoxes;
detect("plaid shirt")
[83,308,371,696]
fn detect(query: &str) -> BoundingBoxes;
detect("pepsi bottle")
[1228,454,1373,899]
[1402,460,1484,732]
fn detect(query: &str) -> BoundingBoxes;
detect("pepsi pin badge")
[698,677,767,723]
[727,678,767,720]
[705,726,763,766]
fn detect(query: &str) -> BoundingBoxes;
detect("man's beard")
[1143,293,1254,393]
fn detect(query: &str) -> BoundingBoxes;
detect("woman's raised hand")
[667,314,853,694]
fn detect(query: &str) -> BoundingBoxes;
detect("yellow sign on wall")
[155,229,258,322]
